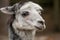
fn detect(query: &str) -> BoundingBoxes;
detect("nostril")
[38,21,44,25]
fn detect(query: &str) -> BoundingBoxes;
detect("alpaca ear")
[0,6,15,14]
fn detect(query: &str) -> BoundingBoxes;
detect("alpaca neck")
[18,30,36,40]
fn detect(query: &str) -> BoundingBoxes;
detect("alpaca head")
[0,1,46,31]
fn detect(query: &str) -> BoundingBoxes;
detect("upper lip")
[35,26,43,30]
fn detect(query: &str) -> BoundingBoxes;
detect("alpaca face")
[0,1,46,31]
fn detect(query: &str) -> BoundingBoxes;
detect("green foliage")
[10,0,20,5]
[9,0,53,7]
[38,0,53,7]
[38,0,52,3]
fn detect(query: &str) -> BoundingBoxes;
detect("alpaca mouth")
[35,26,44,30]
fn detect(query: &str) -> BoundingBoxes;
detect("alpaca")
[0,1,46,40]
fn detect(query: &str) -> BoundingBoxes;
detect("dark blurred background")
[0,0,60,40]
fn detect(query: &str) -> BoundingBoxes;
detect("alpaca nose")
[37,21,44,25]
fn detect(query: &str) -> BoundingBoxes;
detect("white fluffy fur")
[0,1,46,40]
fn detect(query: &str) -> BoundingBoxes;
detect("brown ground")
[0,33,60,40]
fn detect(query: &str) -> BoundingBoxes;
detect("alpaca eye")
[22,11,29,17]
